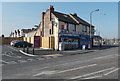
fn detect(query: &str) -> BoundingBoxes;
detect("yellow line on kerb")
[42,54,63,57]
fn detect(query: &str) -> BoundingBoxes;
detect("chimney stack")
[41,12,45,36]
[72,13,77,16]
[50,5,54,13]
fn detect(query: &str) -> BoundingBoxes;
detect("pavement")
[19,45,118,57]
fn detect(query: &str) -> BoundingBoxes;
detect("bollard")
[33,48,34,55]
[23,45,25,52]
[82,45,86,50]
[27,46,29,53]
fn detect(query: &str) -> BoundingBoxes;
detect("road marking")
[33,71,57,76]
[34,54,118,71]
[82,75,102,79]
[51,56,58,58]
[44,57,51,59]
[0,60,17,64]
[34,54,117,71]
[4,54,21,59]
[42,54,63,57]
[16,56,22,58]
[33,64,97,77]
[104,68,120,76]
[7,61,17,64]
[93,54,118,60]
[0,60,9,64]
[70,67,115,79]
[27,59,33,61]
[18,60,27,63]
[54,64,97,74]
[7,46,18,51]
[35,58,44,60]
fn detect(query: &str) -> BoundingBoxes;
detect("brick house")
[39,5,95,50]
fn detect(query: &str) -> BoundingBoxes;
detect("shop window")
[64,39,68,42]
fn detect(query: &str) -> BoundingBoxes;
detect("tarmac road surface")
[1,45,119,80]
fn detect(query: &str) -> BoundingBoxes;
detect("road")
[1,45,119,80]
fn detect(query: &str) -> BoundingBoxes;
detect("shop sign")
[62,25,66,29]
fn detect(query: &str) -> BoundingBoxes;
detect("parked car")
[13,41,33,47]
[10,40,22,46]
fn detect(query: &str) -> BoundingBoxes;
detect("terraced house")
[25,5,95,50]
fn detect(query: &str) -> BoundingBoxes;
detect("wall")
[41,36,54,49]
[44,10,52,37]
[25,31,36,37]
[59,21,82,33]
[24,36,55,49]
[24,37,34,44]
[1,37,23,44]
[52,14,59,50]
[41,37,49,48]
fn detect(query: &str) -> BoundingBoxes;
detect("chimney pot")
[50,5,54,13]
[72,13,77,16]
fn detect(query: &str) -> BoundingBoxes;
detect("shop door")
[34,36,41,48]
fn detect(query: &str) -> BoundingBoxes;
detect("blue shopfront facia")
[60,34,94,38]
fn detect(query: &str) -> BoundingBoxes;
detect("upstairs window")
[87,26,90,33]
[62,25,66,30]
[65,23,69,31]
[61,23,69,31]
[73,24,76,31]
[82,25,87,32]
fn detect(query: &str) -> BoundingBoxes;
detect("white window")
[82,25,86,32]
[87,26,90,33]
[65,22,69,31]
[73,24,76,31]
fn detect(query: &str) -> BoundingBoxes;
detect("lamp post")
[90,9,99,48]
[97,13,106,48]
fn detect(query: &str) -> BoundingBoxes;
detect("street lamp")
[90,9,99,48]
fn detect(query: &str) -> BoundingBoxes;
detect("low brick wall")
[1,37,23,45]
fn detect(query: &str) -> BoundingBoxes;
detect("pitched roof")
[21,28,37,33]
[21,29,32,33]
[53,11,78,24]
[71,14,94,27]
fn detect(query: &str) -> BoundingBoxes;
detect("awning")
[80,35,93,38]
[60,35,80,38]
[60,34,93,38]
[80,39,91,42]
